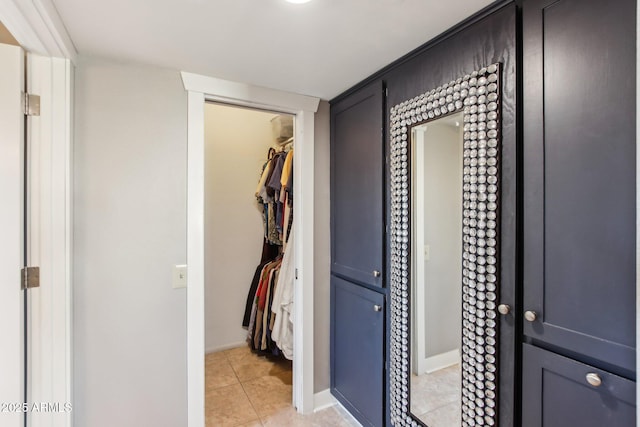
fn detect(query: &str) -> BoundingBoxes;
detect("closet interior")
[204,102,296,426]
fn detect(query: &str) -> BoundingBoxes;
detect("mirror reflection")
[410,111,463,427]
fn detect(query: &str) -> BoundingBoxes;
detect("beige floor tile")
[235,421,264,427]
[229,352,290,383]
[206,350,228,364]
[332,404,364,427]
[205,347,362,427]
[242,372,293,418]
[206,383,260,427]
[261,406,314,426]
[206,359,239,390]
[410,364,461,415]
[417,401,461,427]
[262,405,362,427]
[224,345,253,362]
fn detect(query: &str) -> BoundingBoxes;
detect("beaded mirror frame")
[389,63,502,427]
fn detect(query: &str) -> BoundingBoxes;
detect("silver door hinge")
[21,267,40,290]
[23,93,40,116]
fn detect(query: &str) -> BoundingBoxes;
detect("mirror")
[410,112,463,426]
[388,64,501,427]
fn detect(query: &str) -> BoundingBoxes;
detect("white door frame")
[0,2,75,427]
[181,72,319,427]
[411,127,427,376]
[0,41,26,427]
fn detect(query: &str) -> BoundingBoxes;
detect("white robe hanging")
[271,226,295,360]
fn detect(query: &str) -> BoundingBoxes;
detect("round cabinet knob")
[524,310,537,322]
[586,373,602,387]
[373,305,382,312]
[497,304,511,315]
[373,270,381,278]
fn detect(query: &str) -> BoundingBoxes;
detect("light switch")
[424,245,430,261]
[173,264,187,289]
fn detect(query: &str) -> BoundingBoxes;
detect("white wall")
[422,122,463,358]
[72,57,333,426]
[204,103,280,352]
[313,100,331,391]
[73,57,188,427]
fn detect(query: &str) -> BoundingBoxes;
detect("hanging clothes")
[244,143,295,359]
[255,148,293,246]
[271,226,295,360]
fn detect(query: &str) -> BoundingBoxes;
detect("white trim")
[0,0,76,61]
[411,127,427,376]
[292,108,316,414]
[423,349,461,374]
[186,90,206,427]
[313,389,337,412]
[184,73,319,426]
[0,4,74,427]
[181,72,319,113]
[25,52,73,427]
[0,42,25,427]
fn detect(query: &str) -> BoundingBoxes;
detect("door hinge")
[23,93,41,116]
[21,267,40,290]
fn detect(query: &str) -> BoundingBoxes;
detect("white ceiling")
[52,0,494,99]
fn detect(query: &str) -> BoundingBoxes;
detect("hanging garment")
[271,226,295,360]
[256,158,273,202]
[248,257,282,354]
[242,239,279,328]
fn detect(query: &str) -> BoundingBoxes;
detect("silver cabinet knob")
[586,373,602,387]
[373,305,382,312]
[497,304,511,315]
[524,310,537,322]
[373,270,381,278]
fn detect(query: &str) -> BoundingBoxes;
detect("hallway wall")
[73,57,332,427]
[73,57,188,427]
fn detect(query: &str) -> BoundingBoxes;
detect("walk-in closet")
[204,103,297,426]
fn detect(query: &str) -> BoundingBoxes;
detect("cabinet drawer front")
[331,276,385,427]
[522,344,635,427]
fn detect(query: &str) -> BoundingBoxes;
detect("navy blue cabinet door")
[330,82,384,288]
[522,0,636,375]
[331,276,385,427]
[522,344,636,427]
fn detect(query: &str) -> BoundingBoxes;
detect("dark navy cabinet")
[522,0,636,422]
[330,81,385,289]
[330,81,386,427]
[522,344,636,427]
[331,277,385,427]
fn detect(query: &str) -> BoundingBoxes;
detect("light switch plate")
[173,264,187,289]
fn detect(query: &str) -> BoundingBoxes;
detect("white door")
[0,42,26,426]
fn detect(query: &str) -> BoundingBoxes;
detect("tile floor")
[410,364,461,426]
[206,346,361,427]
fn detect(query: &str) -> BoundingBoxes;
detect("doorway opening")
[204,102,296,425]
[182,72,320,427]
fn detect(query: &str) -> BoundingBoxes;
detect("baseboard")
[424,348,460,373]
[205,341,247,354]
[313,389,337,412]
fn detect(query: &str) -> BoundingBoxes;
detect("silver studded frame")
[389,63,501,427]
